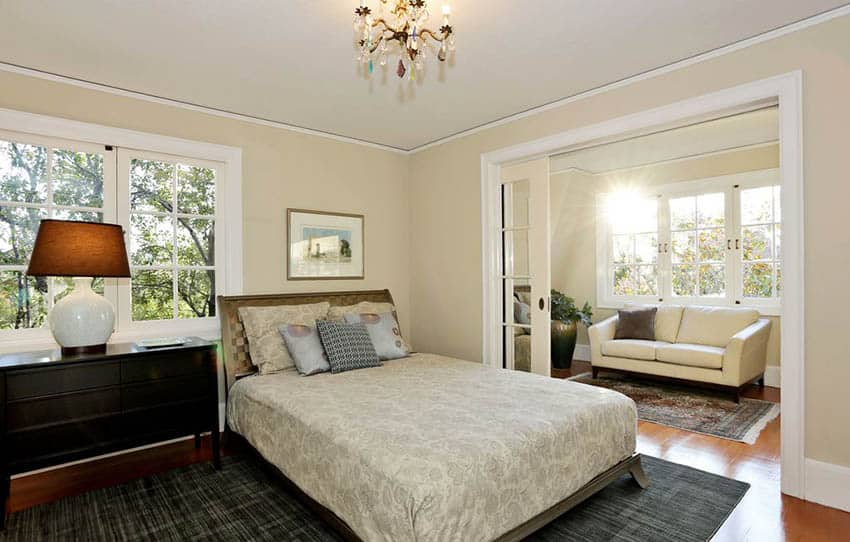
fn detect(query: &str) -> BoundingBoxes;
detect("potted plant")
[550,289,593,369]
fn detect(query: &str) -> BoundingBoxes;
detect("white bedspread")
[227,353,636,542]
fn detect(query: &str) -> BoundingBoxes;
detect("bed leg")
[592,367,599,379]
[629,457,650,489]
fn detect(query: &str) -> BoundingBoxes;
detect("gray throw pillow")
[614,308,657,341]
[278,324,330,376]
[316,320,381,373]
[343,311,410,360]
[513,300,532,334]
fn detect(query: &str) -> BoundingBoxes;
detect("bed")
[219,290,647,542]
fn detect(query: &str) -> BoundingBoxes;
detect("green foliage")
[550,289,592,328]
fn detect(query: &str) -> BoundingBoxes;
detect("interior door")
[499,158,551,377]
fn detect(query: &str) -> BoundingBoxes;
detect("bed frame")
[217,289,649,542]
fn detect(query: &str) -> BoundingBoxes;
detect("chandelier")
[353,0,455,80]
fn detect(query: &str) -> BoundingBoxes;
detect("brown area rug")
[569,372,779,444]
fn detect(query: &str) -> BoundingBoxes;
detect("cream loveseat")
[588,305,771,402]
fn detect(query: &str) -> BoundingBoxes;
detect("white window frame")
[0,108,243,352]
[596,169,780,315]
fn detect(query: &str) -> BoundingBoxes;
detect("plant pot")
[551,320,578,369]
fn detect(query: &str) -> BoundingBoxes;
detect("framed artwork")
[287,209,364,280]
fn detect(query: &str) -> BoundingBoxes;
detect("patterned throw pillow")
[513,300,532,334]
[316,320,381,374]
[327,301,396,322]
[343,311,410,360]
[238,302,330,375]
[278,324,330,376]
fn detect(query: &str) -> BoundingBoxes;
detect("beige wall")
[551,144,781,367]
[0,70,412,338]
[410,15,850,466]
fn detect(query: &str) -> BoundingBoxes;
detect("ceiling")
[551,107,778,175]
[0,2,846,151]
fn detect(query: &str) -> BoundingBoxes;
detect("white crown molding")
[411,5,850,154]
[0,5,848,154]
[0,61,409,155]
[805,458,850,513]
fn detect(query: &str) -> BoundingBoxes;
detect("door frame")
[480,71,804,498]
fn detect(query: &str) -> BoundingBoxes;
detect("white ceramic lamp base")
[49,277,115,355]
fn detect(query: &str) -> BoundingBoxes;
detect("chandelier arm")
[418,28,446,43]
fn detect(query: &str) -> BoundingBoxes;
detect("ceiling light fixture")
[354,0,455,81]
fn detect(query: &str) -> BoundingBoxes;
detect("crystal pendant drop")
[438,42,447,61]
[379,54,387,67]
[396,59,406,78]
[368,59,373,74]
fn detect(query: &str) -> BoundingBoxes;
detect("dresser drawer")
[122,400,208,437]
[6,388,121,431]
[6,415,125,464]
[122,374,209,411]
[120,351,209,383]
[6,362,120,400]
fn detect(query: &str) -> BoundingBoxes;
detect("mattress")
[227,353,636,542]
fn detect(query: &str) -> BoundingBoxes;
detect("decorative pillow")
[327,301,395,322]
[316,320,381,373]
[238,302,330,375]
[513,300,532,334]
[614,307,657,341]
[278,324,329,376]
[343,311,410,360]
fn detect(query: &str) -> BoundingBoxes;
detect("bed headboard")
[217,289,396,391]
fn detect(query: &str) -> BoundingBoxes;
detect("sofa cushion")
[624,303,684,343]
[656,343,725,369]
[601,339,668,361]
[675,306,760,348]
[614,308,657,340]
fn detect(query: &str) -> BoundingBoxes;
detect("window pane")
[742,225,773,261]
[612,235,632,264]
[671,231,696,263]
[177,218,214,267]
[741,186,773,225]
[776,264,782,296]
[698,228,725,262]
[0,206,47,265]
[0,141,47,204]
[613,266,633,296]
[132,269,174,321]
[52,209,103,222]
[697,192,725,228]
[130,214,173,266]
[177,269,215,318]
[177,165,216,216]
[669,196,695,230]
[610,196,656,234]
[634,234,657,265]
[636,265,657,296]
[130,159,174,212]
[774,223,782,260]
[699,264,725,297]
[773,185,781,222]
[672,265,696,297]
[743,263,774,298]
[0,271,47,329]
[504,229,529,276]
[51,149,104,208]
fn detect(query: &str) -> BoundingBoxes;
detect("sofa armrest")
[588,315,618,363]
[723,318,772,385]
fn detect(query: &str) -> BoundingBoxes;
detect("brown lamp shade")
[26,220,131,278]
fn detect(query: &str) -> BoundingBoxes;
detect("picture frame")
[286,209,364,280]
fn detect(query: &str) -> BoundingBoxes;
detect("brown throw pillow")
[614,308,657,340]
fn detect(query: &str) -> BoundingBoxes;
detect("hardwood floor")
[5,362,850,541]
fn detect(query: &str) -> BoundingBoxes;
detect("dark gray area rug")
[0,455,748,542]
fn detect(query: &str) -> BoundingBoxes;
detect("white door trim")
[480,71,804,498]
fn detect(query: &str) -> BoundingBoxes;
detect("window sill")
[597,301,780,317]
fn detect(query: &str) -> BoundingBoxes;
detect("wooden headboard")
[217,289,395,391]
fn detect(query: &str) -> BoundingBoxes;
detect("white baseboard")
[574,344,591,362]
[805,458,850,513]
[764,365,781,388]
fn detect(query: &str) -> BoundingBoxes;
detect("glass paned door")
[500,158,550,376]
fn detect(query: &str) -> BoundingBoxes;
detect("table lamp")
[26,219,131,355]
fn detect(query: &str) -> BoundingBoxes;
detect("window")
[0,127,227,339]
[597,170,781,313]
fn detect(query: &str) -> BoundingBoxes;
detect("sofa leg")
[733,391,741,404]
[592,367,599,379]
[757,375,765,388]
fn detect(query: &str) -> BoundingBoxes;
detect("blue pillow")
[343,311,410,360]
[278,323,330,376]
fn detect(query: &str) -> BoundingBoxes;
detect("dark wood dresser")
[0,338,220,528]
